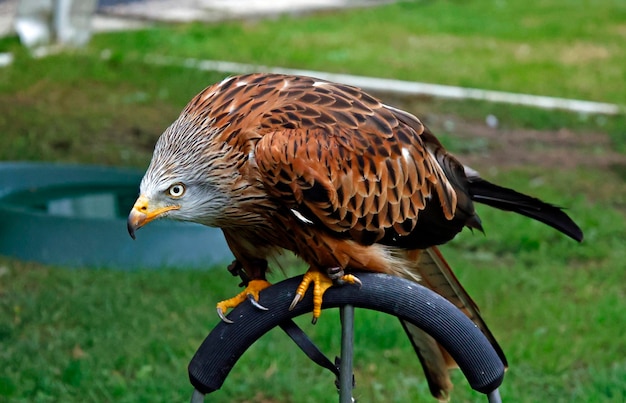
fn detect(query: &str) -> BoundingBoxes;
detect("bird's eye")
[167,183,186,198]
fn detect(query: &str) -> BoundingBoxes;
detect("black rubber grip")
[188,273,505,395]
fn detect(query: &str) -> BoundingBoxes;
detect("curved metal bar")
[188,273,505,398]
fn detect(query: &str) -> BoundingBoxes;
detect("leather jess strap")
[279,319,341,381]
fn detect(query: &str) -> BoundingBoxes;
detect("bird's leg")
[216,259,271,323]
[227,259,250,287]
[289,266,361,324]
[326,266,361,286]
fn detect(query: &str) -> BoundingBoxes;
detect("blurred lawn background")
[1,0,625,401]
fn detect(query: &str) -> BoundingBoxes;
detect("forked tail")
[467,176,583,242]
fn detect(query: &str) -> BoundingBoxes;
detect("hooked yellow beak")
[127,195,180,239]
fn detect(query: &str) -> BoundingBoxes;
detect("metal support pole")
[339,304,355,403]
[190,389,204,403]
[487,388,502,403]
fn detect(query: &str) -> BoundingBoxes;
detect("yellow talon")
[290,268,360,324]
[216,279,272,323]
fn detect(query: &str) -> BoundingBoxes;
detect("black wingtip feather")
[469,178,584,242]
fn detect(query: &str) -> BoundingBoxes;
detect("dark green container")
[0,162,231,269]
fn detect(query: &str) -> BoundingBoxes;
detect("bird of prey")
[127,73,583,399]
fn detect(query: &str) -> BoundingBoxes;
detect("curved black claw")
[247,293,269,311]
[216,307,234,324]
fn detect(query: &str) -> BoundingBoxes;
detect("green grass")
[83,0,626,105]
[0,0,625,401]
[1,170,624,402]
[2,195,624,403]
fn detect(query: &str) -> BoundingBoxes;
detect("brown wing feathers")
[253,74,464,248]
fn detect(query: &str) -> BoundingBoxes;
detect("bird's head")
[127,117,231,239]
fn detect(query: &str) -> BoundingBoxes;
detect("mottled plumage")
[128,73,583,400]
